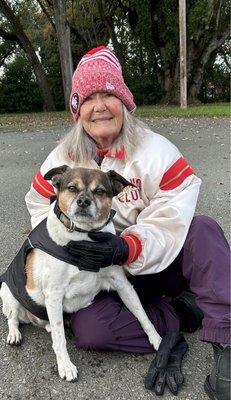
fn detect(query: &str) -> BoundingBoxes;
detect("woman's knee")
[186,215,226,249]
[191,215,222,233]
[71,307,112,350]
[70,294,120,351]
[182,215,229,280]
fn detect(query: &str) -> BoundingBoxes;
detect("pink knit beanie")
[70,46,136,121]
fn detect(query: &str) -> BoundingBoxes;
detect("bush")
[0,55,43,113]
[125,74,163,105]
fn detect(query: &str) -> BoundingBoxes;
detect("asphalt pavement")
[0,117,230,400]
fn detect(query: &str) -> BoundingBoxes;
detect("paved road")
[0,118,230,400]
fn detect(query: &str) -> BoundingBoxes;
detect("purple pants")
[71,216,230,352]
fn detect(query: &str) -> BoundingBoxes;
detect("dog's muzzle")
[75,195,95,218]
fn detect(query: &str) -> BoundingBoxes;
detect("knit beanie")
[70,46,136,121]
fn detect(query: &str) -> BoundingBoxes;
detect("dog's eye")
[94,188,105,196]
[68,186,77,192]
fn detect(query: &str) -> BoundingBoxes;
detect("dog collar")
[53,202,116,233]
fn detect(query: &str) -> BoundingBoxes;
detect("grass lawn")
[0,103,230,131]
[136,103,230,118]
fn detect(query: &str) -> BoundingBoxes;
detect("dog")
[0,166,162,382]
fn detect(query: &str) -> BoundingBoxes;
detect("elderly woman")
[25,46,230,399]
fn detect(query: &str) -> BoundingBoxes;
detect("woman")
[25,46,230,399]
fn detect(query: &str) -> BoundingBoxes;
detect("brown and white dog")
[0,166,161,382]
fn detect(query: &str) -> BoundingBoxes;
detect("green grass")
[0,103,230,131]
[135,103,230,118]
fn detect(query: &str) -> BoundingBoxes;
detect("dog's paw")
[58,361,78,382]
[147,332,162,351]
[7,329,22,346]
[149,336,162,351]
[45,323,51,333]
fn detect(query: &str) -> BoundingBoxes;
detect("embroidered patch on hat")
[106,82,115,91]
[71,93,79,114]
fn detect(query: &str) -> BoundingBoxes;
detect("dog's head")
[44,166,134,229]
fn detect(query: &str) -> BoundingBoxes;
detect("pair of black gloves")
[66,233,188,396]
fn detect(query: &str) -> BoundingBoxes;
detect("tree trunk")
[0,0,55,111]
[160,26,229,104]
[187,28,230,102]
[52,0,73,110]
[158,56,181,104]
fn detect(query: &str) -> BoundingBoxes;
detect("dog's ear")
[44,165,70,189]
[106,170,136,196]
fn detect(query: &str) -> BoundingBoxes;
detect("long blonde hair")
[61,105,146,163]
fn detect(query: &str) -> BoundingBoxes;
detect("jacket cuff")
[123,234,142,265]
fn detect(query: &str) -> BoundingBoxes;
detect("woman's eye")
[103,93,113,99]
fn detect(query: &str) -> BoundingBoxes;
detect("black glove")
[145,332,188,396]
[66,232,129,272]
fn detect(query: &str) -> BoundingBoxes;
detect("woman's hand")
[66,232,129,272]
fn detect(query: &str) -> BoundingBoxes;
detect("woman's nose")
[93,95,107,112]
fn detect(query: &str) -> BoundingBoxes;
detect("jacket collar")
[96,146,126,160]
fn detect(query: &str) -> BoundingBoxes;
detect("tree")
[0,0,55,111]
[199,42,230,103]
[36,0,73,110]
[95,0,230,103]
[187,0,230,102]
[52,0,73,109]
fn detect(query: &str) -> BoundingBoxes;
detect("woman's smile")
[91,117,113,122]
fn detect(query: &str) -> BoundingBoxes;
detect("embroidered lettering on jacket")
[117,178,141,203]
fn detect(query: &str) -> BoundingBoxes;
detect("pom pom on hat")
[70,46,136,121]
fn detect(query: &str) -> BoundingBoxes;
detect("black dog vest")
[0,219,85,320]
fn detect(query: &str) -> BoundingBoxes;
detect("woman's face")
[79,92,123,149]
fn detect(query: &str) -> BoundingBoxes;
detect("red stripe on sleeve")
[160,157,194,191]
[123,234,142,264]
[32,170,55,199]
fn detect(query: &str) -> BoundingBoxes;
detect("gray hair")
[60,105,146,164]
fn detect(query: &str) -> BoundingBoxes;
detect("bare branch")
[215,0,223,30]
[36,0,55,30]
[44,0,53,7]
[201,27,230,65]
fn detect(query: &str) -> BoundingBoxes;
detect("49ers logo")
[71,92,79,114]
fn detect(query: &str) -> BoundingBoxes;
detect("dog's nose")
[76,196,91,208]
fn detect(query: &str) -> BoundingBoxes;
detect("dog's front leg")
[44,289,78,382]
[109,271,162,351]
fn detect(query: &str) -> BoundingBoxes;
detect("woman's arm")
[121,172,201,275]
